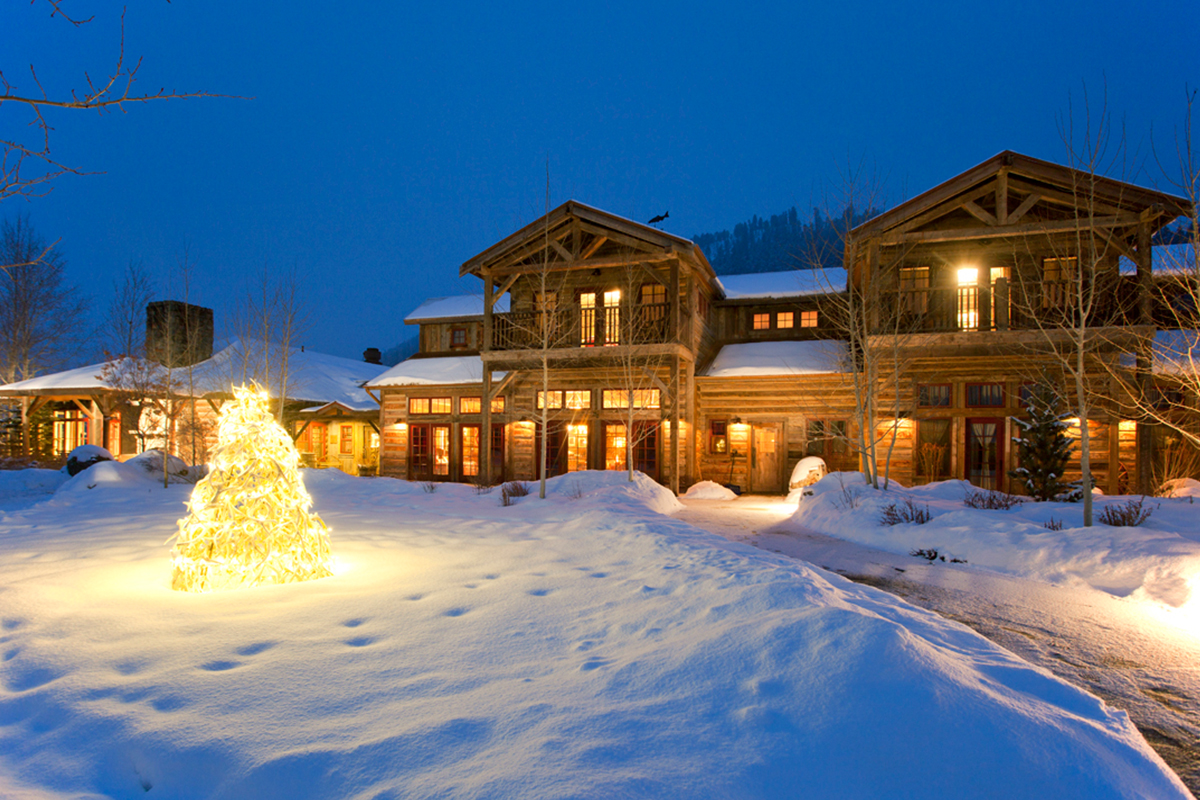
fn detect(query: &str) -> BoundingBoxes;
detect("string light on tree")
[171,385,333,592]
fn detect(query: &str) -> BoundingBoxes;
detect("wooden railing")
[883,278,1134,334]
[490,303,672,351]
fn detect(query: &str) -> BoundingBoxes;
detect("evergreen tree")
[1009,384,1075,501]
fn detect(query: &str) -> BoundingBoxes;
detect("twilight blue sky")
[4,1,1197,361]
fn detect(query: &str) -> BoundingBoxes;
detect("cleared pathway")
[674,494,1200,795]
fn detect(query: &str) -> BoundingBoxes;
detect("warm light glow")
[729,422,751,432]
[1119,420,1137,433]
[170,386,333,592]
[957,267,978,285]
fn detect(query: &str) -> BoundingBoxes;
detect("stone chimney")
[146,301,214,368]
[362,347,382,365]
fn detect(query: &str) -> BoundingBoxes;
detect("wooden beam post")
[669,258,680,344]
[671,355,680,495]
[481,368,492,484]
[483,271,495,353]
[996,170,1008,225]
[684,358,695,489]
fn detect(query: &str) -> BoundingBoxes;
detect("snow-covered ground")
[792,473,1200,613]
[0,468,1191,798]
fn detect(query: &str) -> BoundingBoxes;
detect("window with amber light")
[537,391,564,409]
[460,397,482,414]
[800,310,818,328]
[565,390,590,409]
[777,312,794,329]
[490,396,505,413]
[709,420,728,454]
[752,313,770,330]
[340,424,353,455]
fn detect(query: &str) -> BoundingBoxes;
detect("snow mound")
[63,444,113,476]
[788,455,827,489]
[1162,477,1200,498]
[684,480,739,500]
[55,459,162,494]
[791,473,1200,608]
[0,472,1188,798]
[126,449,204,484]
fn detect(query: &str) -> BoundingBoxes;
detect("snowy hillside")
[0,469,1188,798]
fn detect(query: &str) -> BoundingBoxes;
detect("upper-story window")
[450,327,468,349]
[410,397,452,415]
[602,389,660,409]
[800,310,818,328]
[898,266,931,315]
[777,312,794,329]
[1042,256,1076,309]
[460,396,481,414]
[918,384,952,407]
[603,289,621,345]
[966,383,1004,408]
[752,313,770,330]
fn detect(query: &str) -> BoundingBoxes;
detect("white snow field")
[0,468,1190,799]
[792,473,1200,612]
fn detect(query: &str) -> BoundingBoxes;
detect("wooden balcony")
[883,278,1135,334]
[491,303,671,351]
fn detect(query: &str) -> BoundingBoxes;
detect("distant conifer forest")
[692,205,880,275]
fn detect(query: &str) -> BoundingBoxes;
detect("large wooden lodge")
[2,150,1194,495]
[366,151,1195,495]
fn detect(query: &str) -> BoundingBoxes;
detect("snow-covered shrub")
[64,444,113,476]
[1043,517,1065,531]
[880,496,932,526]
[421,481,437,493]
[1009,384,1073,501]
[1097,497,1155,527]
[500,481,530,506]
[962,487,1022,510]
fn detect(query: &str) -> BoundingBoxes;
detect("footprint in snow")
[198,660,240,672]
[235,641,277,656]
[527,588,552,597]
[345,636,375,647]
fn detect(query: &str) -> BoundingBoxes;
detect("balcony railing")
[884,279,1134,334]
[491,303,671,351]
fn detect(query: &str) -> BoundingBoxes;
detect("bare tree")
[103,258,155,358]
[611,255,672,482]
[0,214,85,384]
[807,163,897,489]
[1,3,232,209]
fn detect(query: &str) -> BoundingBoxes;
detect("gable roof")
[459,200,715,281]
[853,150,1191,242]
[367,355,503,388]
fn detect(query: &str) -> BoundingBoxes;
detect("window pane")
[777,312,794,329]
[567,423,588,472]
[490,396,505,413]
[918,385,951,407]
[537,391,563,410]
[340,424,353,455]
[579,292,596,346]
[753,313,770,330]
[604,289,621,345]
[800,310,818,328]
[605,424,627,471]
[462,426,480,477]
[430,397,452,414]
[565,390,590,409]
[966,383,1004,407]
[602,389,628,409]
[409,397,431,414]
[460,397,482,414]
[432,426,450,475]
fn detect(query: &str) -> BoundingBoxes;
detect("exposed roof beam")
[880,213,1141,245]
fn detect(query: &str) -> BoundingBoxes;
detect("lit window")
[753,313,770,330]
[430,397,452,414]
[567,423,588,471]
[460,397,482,414]
[605,424,627,471]
[409,397,430,415]
[710,420,728,454]
[340,424,353,455]
[800,310,818,328]
[640,284,666,305]
[565,390,590,409]
[537,391,564,410]
[461,426,480,477]
[604,289,621,345]
[579,292,596,346]
[602,389,660,409]
[490,396,505,413]
[433,426,450,475]
[777,312,794,329]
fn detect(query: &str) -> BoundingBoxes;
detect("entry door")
[751,423,782,493]
[966,418,1004,490]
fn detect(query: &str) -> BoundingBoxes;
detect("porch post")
[481,368,492,484]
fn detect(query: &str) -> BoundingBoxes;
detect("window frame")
[965,383,1005,408]
[709,419,728,454]
[917,383,952,408]
[799,309,818,328]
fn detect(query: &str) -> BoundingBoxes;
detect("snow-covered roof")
[1118,243,1195,275]
[404,294,510,323]
[1149,329,1200,376]
[703,340,849,378]
[0,339,387,411]
[716,269,846,300]
[367,355,503,388]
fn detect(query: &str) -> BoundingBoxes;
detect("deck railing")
[491,303,672,350]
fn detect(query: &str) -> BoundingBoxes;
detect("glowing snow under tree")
[171,385,333,592]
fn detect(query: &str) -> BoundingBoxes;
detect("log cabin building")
[371,152,1195,495]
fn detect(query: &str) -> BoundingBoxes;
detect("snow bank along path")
[0,469,1189,798]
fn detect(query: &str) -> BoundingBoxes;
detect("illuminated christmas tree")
[171,385,333,592]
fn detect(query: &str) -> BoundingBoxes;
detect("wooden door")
[751,423,782,493]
